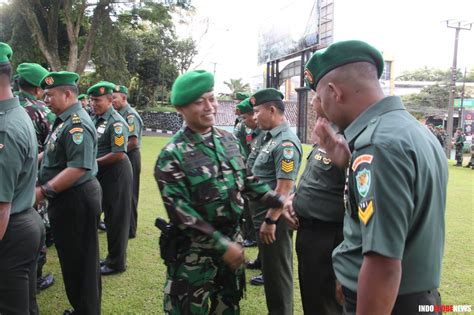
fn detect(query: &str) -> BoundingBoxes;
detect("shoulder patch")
[114,135,125,146]
[281,159,295,173]
[355,168,371,198]
[72,132,84,145]
[352,154,373,171]
[71,113,81,124]
[114,125,123,135]
[283,147,294,159]
[69,127,84,134]
[282,141,294,147]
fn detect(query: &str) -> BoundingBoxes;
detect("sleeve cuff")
[212,231,230,255]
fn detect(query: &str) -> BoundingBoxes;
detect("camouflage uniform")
[16,91,55,152]
[155,126,274,315]
[233,118,250,157]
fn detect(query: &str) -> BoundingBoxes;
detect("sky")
[178,0,474,93]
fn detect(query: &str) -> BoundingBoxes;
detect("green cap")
[171,70,214,107]
[236,97,253,114]
[87,81,116,96]
[304,40,384,90]
[40,71,80,89]
[17,63,49,87]
[114,84,128,95]
[78,94,88,100]
[235,92,250,101]
[249,88,284,107]
[0,42,13,64]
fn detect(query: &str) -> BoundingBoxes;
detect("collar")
[267,121,290,139]
[182,126,222,145]
[344,96,405,144]
[118,104,130,116]
[58,102,82,122]
[97,105,114,121]
[18,90,37,101]
[0,96,20,111]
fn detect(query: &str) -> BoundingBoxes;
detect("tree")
[224,78,251,96]
[396,66,463,82]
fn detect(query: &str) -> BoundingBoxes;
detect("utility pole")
[445,20,472,158]
[458,68,467,129]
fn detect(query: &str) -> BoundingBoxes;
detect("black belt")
[298,216,342,230]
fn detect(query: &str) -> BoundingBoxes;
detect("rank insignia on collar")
[358,200,374,225]
[356,168,371,198]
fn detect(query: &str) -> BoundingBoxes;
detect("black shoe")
[245,259,261,270]
[250,274,264,286]
[98,221,106,231]
[63,309,75,315]
[99,259,106,267]
[37,273,54,291]
[243,239,257,247]
[100,264,125,276]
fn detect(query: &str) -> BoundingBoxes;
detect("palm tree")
[223,78,251,97]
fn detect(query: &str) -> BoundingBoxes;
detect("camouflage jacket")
[233,118,251,157]
[155,127,272,255]
[17,91,55,153]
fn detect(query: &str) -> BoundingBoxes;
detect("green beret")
[249,88,284,107]
[40,71,79,89]
[114,84,128,95]
[17,63,49,87]
[171,70,214,107]
[236,98,253,114]
[87,81,116,96]
[304,40,384,90]
[78,94,88,100]
[235,92,250,101]
[0,42,13,64]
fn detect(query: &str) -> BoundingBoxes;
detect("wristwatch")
[264,217,278,225]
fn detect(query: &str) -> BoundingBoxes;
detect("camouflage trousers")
[163,244,245,315]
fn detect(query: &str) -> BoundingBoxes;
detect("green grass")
[38,137,474,314]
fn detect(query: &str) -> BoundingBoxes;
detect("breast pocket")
[183,151,220,206]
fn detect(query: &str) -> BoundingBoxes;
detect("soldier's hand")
[335,280,344,306]
[34,186,45,208]
[282,195,299,230]
[222,242,245,271]
[260,222,276,244]
[315,117,351,168]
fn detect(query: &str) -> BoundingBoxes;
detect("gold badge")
[304,69,314,86]
[71,113,81,124]
[315,153,322,161]
[358,200,374,225]
[0,143,4,150]
[114,135,125,146]
[323,157,331,165]
[281,160,294,173]
[44,76,54,86]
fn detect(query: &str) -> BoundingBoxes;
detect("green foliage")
[402,84,451,109]
[396,66,464,82]
[224,78,251,96]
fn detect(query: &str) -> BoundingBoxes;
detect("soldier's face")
[253,104,272,130]
[91,95,112,115]
[178,91,217,133]
[80,98,88,108]
[44,88,67,114]
[242,112,257,129]
[112,92,126,110]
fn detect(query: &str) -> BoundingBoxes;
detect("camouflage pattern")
[155,127,273,314]
[16,91,55,153]
[454,132,465,165]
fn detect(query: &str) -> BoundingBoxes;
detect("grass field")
[38,136,474,314]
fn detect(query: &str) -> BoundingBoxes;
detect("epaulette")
[71,113,82,125]
[354,117,380,150]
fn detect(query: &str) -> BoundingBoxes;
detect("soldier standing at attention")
[112,84,143,239]
[79,93,93,116]
[154,70,284,314]
[15,62,56,291]
[282,95,345,314]
[36,71,102,315]
[454,127,465,166]
[308,40,448,314]
[88,81,132,276]
[0,42,44,315]
[250,88,302,315]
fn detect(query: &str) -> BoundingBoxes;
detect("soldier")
[36,71,102,315]
[307,40,448,314]
[233,92,251,157]
[154,70,284,314]
[249,88,302,314]
[89,81,132,275]
[112,85,143,239]
[282,95,345,314]
[454,127,465,166]
[79,93,93,116]
[15,62,56,291]
[0,42,44,315]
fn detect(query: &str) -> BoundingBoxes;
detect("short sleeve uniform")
[119,104,143,148]
[332,96,448,294]
[94,106,129,158]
